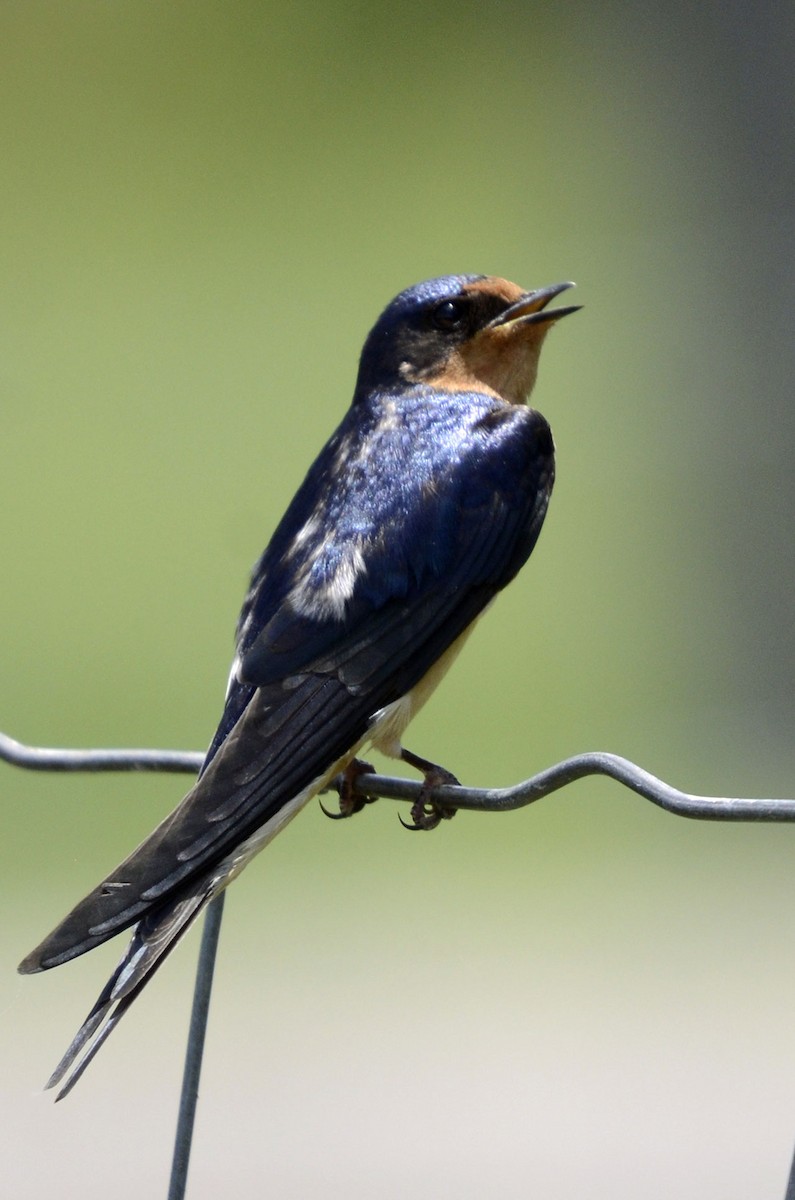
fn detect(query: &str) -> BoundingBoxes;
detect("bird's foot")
[321,758,378,820]
[398,750,459,831]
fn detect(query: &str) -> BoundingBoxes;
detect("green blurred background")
[3,4,794,1197]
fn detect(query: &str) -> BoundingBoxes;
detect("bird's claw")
[321,758,378,820]
[399,766,459,831]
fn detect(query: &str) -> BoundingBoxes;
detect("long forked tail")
[46,873,219,1100]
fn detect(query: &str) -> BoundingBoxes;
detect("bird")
[19,272,579,1098]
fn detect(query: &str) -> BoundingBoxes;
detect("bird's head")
[355,274,580,405]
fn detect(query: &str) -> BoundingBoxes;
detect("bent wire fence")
[3,728,795,1199]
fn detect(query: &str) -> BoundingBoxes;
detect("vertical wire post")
[784,1141,795,1200]
[166,891,226,1200]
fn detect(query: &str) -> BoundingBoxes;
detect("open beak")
[487,281,581,329]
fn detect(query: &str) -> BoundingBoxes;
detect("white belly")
[366,617,482,760]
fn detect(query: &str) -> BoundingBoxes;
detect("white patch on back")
[284,514,323,561]
[289,539,367,620]
[224,654,242,700]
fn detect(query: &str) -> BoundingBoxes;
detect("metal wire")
[0,731,204,774]
[5,730,795,819]
[5,727,795,1199]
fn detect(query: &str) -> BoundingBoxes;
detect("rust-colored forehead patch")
[461,276,527,305]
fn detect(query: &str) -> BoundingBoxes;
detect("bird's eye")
[431,298,468,332]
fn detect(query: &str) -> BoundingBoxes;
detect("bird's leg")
[321,757,379,820]
[398,747,459,831]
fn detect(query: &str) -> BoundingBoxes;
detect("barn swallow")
[19,273,579,1097]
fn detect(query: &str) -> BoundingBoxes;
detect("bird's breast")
[366,611,489,759]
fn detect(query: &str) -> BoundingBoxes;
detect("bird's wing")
[20,399,553,974]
